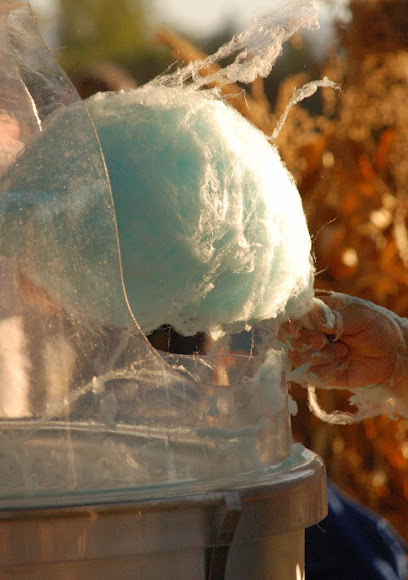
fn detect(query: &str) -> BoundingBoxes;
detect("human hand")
[279,290,408,395]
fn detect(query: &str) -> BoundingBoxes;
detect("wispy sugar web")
[270,77,341,141]
[154,0,320,89]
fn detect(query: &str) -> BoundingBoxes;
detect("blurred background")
[29,0,408,542]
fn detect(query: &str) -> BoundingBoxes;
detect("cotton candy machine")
[0,2,326,578]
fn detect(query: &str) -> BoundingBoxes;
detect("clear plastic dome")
[0,0,301,507]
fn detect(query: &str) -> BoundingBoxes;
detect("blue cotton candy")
[85,86,314,337]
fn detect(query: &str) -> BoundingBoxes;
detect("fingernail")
[311,334,328,349]
[336,342,348,358]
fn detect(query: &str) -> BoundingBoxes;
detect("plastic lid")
[0,1,294,504]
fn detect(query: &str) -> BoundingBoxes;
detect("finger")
[278,319,302,339]
[300,359,351,389]
[289,341,348,368]
[306,357,395,390]
[287,330,329,350]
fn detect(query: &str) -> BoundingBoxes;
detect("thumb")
[300,298,344,340]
